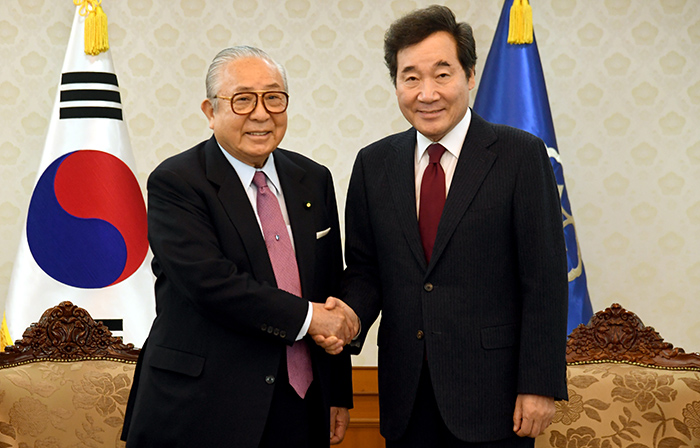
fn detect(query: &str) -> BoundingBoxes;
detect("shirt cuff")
[296,301,313,341]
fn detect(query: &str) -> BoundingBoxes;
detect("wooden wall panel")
[337,366,384,448]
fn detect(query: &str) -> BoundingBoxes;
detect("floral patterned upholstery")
[536,304,700,448]
[538,362,700,448]
[0,360,136,447]
[0,302,140,448]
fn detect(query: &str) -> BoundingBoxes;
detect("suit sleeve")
[341,150,383,353]
[147,166,308,345]
[513,139,569,401]
[319,166,354,409]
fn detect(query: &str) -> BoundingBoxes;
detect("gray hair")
[205,46,288,109]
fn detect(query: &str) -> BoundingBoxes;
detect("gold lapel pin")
[305,202,312,209]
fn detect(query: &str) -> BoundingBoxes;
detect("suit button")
[273,328,280,336]
[280,331,286,338]
[261,324,268,331]
[267,327,273,334]
[424,283,433,292]
[265,375,275,385]
[416,330,424,340]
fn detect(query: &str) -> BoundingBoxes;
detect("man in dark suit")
[337,5,568,447]
[122,46,358,448]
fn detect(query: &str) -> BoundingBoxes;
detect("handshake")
[308,297,360,355]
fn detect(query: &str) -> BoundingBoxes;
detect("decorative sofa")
[2,302,698,447]
[536,303,700,448]
[0,301,140,448]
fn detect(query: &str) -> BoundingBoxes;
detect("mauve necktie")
[252,171,313,399]
[419,143,446,263]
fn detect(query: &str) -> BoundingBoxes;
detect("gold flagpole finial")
[507,0,534,45]
[74,0,109,55]
[1,313,13,351]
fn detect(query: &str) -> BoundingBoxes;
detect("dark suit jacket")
[342,111,568,443]
[122,136,352,447]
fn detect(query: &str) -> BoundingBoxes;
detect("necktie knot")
[252,171,268,191]
[427,143,446,165]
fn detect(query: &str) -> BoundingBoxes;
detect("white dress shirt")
[414,108,472,217]
[219,145,312,340]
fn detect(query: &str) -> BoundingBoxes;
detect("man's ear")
[468,68,476,90]
[201,98,215,130]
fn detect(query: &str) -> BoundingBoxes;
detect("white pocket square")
[316,227,331,239]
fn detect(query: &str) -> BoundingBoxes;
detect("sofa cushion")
[0,360,136,447]
[537,362,700,447]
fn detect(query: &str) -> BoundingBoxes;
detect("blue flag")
[473,0,593,333]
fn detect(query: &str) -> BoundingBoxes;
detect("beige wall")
[1,0,699,366]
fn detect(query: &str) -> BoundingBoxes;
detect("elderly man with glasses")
[121,46,357,448]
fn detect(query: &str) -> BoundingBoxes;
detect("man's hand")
[330,406,350,444]
[513,394,555,438]
[308,297,359,354]
[312,334,345,355]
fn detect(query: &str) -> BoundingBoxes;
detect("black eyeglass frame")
[214,91,289,115]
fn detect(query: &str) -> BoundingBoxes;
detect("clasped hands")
[308,297,359,355]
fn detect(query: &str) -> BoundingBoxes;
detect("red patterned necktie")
[419,143,446,263]
[252,171,313,399]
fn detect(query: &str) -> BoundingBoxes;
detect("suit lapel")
[428,113,497,274]
[384,129,428,270]
[274,150,315,298]
[203,137,277,284]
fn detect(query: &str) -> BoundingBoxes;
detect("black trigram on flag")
[60,71,123,120]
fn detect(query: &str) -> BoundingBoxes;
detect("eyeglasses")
[215,91,289,115]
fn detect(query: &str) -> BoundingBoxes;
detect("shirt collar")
[218,143,282,194]
[416,107,472,161]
